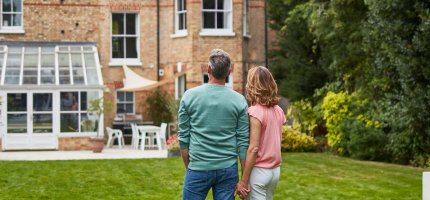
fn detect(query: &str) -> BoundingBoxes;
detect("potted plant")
[166,133,180,157]
[87,97,113,153]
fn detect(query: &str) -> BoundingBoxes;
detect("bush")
[146,89,173,126]
[282,127,316,152]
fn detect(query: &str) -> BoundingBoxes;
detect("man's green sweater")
[178,84,250,171]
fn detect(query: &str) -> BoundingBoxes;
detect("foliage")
[286,99,323,136]
[0,153,422,199]
[88,97,113,137]
[282,127,316,152]
[269,0,430,166]
[168,98,180,132]
[166,134,180,151]
[146,89,173,126]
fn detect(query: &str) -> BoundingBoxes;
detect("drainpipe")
[157,0,160,81]
[264,0,268,68]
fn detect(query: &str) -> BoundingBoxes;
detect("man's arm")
[178,98,191,168]
[236,99,250,171]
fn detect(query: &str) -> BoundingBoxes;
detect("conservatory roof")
[0,41,103,88]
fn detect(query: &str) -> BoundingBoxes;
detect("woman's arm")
[236,116,261,198]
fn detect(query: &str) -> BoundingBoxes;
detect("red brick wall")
[58,137,92,151]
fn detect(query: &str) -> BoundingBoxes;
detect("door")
[2,92,58,150]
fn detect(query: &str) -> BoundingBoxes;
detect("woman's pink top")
[248,104,286,169]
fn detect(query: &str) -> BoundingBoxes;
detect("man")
[178,49,250,200]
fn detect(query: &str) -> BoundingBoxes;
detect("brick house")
[0,0,267,151]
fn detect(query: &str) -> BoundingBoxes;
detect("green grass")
[0,153,423,199]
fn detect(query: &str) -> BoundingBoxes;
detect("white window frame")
[0,0,24,33]
[110,12,141,66]
[200,0,235,36]
[172,0,187,38]
[242,0,251,38]
[116,91,135,114]
[202,73,233,88]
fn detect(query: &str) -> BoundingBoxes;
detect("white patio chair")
[130,123,151,150]
[106,127,125,149]
[152,123,167,150]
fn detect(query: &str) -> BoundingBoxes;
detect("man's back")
[178,84,249,170]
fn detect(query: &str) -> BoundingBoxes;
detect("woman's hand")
[234,180,250,199]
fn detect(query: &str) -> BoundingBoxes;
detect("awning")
[120,65,187,92]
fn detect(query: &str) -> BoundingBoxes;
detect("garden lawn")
[0,153,423,199]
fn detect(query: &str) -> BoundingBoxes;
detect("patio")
[0,146,168,161]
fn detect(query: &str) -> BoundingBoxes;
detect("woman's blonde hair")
[246,66,279,107]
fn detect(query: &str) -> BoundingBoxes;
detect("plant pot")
[168,150,181,157]
[89,137,106,153]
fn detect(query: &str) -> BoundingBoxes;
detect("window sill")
[0,29,25,34]
[109,59,142,67]
[199,30,236,37]
[171,32,188,38]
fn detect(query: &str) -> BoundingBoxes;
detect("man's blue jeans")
[182,163,238,200]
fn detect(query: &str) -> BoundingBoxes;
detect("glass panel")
[7,93,27,111]
[125,104,133,113]
[183,0,186,10]
[60,113,79,132]
[112,13,124,35]
[203,74,209,83]
[4,76,19,84]
[71,53,84,84]
[12,14,21,26]
[23,54,38,84]
[112,37,124,58]
[33,114,53,133]
[126,14,136,35]
[183,13,187,29]
[13,0,22,12]
[58,53,70,84]
[41,54,55,68]
[41,76,55,84]
[217,12,224,28]
[8,46,21,53]
[2,14,12,26]
[126,92,133,101]
[81,91,99,111]
[81,113,96,132]
[70,46,81,51]
[223,11,230,28]
[33,93,52,111]
[203,12,215,28]
[6,53,21,67]
[217,0,224,9]
[177,0,182,11]
[25,47,38,53]
[117,91,125,102]
[86,69,99,85]
[116,103,125,114]
[41,47,55,53]
[83,46,93,51]
[203,0,215,9]
[179,13,185,30]
[84,53,96,68]
[125,37,137,58]
[24,54,37,67]
[58,46,69,51]
[7,114,27,133]
[2,0,12,12]
[60,92,79,111]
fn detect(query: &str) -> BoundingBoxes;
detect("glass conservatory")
[0,41,104,150]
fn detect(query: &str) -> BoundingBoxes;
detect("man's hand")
[180,148,190,168]
[234,180,250,199]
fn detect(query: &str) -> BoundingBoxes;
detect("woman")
[236,66,286,200]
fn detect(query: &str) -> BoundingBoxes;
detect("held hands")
[234,180,250,199]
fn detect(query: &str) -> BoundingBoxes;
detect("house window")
[243,0,250,37]
[111,13,139,65]
[175,0,187,35]
[201,0,233,36]
[175,75,186,99]
[202,73,233,88]
[116,91,134,114]
[0,0,23,32]
[60,91,99,133]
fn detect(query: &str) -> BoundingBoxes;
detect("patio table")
[136,125,162,151]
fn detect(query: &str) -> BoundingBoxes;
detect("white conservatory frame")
[0,41,104,150]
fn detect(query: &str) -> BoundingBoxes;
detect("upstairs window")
[111,13,140,65]
[0,0,23,32]
[201,0,233,36]
[175,0,187,35]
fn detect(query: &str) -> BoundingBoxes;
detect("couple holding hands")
[178,49,285,200]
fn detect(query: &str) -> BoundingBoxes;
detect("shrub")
[166,134,180,151]
[146,89,173,126]
[282,127,316,152]
[287,99,323,136]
